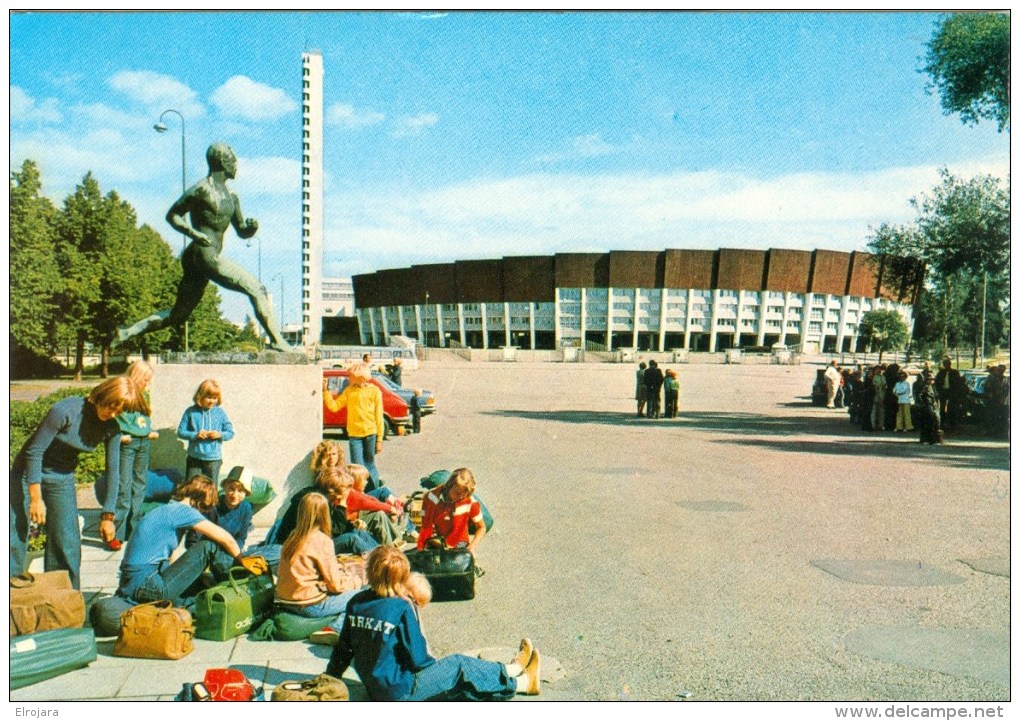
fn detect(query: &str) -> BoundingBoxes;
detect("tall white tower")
[300,50,324,347]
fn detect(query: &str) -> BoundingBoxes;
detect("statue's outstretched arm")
[166,191,211,246]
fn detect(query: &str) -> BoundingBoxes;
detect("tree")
[923,13,1010,132]
[868,169,1009,356]
[858,309,910,363]
[167,286,242,353]
[10,161,62,376]
[237,315,262,352]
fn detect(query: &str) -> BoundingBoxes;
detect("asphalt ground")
[7,361,1011,712]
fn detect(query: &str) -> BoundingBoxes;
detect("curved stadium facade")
[353,248,921,354]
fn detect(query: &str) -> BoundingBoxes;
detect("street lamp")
[153,108,188,352]
[273,272,286,329]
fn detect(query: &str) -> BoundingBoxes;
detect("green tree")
[10,161,62,376]
[923,12,1010,132]
[237,315,262,352]
[858,309,910,363]
[166,286,241,352]
[54,173,106,380]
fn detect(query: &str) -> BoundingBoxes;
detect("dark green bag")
[249,611,325,642]
[193,568,275,641]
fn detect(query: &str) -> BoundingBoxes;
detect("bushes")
[10,387,106,487]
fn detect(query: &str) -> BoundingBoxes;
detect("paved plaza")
[10,360,1011,703]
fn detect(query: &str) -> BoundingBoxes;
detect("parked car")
[961,370,990,424]
[323,369,410,437]
[372,371,437,416]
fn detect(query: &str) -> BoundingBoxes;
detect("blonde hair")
[172,475,217,513]
[316,466,354,497]
[122,360,153,415]
[282,492,332,560]
[365,546,417,600]
[348,363,372,384]
[444,467,477,495]
[87,377,135,415]
[193,379,222,405]
[406,572,432,609]
[344,464,371,491]
[310,440,345,474]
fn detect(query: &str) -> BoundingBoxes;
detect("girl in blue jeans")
[111,360,160,551]
[327,546,542,700]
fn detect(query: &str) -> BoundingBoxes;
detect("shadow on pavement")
[713,437,1010,471]
[483,409,836,436]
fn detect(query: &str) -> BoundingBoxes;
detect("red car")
[323,368,410,437]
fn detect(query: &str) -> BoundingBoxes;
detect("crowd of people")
[10,360,543,701]
[821,357,1009,443]
[635,360,681,419]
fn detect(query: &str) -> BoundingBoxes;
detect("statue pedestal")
[149,361,322,527]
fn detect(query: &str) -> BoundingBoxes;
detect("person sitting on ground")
[310,439,345,477]
[275,491,366,645]
[417,468,486,554]
[116,475,265,607]
[277,467,378,555]
[185,466,255,575]
[326,546,541,700]
[342,464,405,547]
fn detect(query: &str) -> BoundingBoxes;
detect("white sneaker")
[309,628,340,646]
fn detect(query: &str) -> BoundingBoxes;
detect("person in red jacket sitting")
[417,468,486,554]
[340,464,404,547]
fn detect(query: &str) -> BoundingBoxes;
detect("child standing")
[177,379,234,483]
[663,369,680,419]
[893,371,915,432]
[323,363,384,490]
[111,360,159,551]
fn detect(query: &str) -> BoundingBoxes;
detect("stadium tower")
[300,50,324,347]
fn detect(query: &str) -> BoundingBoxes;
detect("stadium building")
[352,248,921,354]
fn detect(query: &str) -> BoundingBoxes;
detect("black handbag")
[405,548,476,601]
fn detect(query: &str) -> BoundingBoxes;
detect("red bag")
[202,668,262,701]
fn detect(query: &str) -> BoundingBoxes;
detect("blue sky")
[9,10,1010,325]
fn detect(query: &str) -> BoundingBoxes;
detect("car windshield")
[372,373,404,392]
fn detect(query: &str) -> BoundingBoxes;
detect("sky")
[8,10,1011,326]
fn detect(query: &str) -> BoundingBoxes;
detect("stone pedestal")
[148,361,322,527]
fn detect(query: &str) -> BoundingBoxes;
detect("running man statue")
[115,142,291,351]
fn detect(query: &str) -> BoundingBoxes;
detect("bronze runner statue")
[115,142,291,351]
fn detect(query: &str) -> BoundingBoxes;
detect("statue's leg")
[208,255,292,351]
[114,271,208,346]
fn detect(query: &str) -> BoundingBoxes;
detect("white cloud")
[10,86,62,123]
[211,76,296,121]
[391,113,439,137]
[326,103,385,129]
[232,156,301,197]
[322,158,1011,269]
[534,133,621,164]
[107,70,203,118]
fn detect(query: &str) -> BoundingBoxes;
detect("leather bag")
[405,548,476,601]
[9,571,86,637]
[334,554,367,593]
[193,567,275,641]
[272,673,349,701]
[113,600,194,659]
[203,668,265,701]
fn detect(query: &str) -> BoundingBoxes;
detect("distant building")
[351,248,922,354]
[322,277,355,317]
[300,50,324,347]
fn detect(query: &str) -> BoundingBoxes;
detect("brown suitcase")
[271,673,349,701]
[113,600,195,659]
[9,571,86,637]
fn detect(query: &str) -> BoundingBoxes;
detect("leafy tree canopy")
[923,12,1010,132]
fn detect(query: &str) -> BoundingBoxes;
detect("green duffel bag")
[249,611,326,642]
[10,627,97,690]
[193,567,275,641]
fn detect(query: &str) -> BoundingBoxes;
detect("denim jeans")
[186,456,222,484]
[333,530,378,555]
[348,435,379,489]
[10,470,83,589]
[115,437,150,542]
[282,588,362,632]
[124,538,233,605]
[403,655,516,701]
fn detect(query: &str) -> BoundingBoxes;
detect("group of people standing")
[827,356,1008,444]
[635,360,680,419]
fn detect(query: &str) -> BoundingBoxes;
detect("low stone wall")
[148,362,323,527]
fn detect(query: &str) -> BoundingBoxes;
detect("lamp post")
[154,108,188,352]
[273,272,286,332]
[424,291,430,347]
